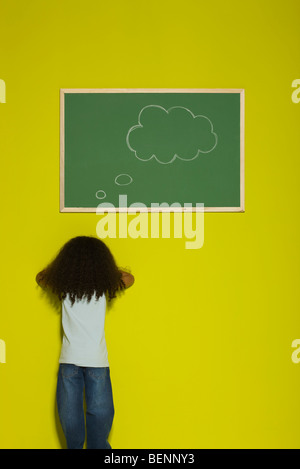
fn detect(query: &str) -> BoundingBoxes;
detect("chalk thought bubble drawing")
[95,190,106,199]
[126,105,218,165]
[115,174,133,186]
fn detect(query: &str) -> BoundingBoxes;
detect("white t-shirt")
[59,292,109,367]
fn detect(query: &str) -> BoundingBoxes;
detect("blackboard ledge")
[60,207,245,213]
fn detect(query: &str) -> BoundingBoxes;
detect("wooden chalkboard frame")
[60,88,245,213]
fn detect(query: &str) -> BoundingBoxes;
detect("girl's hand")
[119,270,135,289]
[36,269,47,287]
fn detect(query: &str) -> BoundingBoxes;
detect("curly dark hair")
[40,236,125,305]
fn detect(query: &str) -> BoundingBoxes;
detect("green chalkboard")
[60,89,244,212]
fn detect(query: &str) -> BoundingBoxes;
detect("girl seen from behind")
[36,236,134,449]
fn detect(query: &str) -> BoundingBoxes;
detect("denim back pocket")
[87,367,109,380]
[61,363,79,378]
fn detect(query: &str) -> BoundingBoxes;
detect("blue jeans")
[56,364,114,449]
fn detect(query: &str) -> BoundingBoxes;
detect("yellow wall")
[0,0,300,449]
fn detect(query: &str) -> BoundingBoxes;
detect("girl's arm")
[119,270,135,289]
[37,268,134,289]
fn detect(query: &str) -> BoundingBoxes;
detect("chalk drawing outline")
[115,173,133,186]
[126,104,218,165]
[95,190,107,200]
